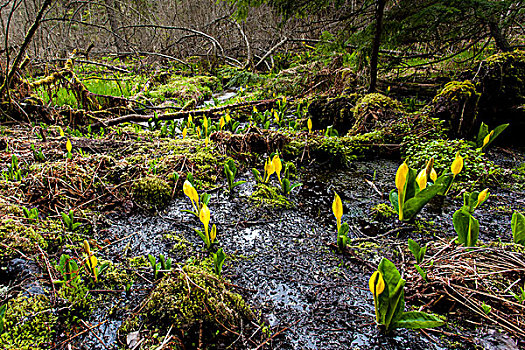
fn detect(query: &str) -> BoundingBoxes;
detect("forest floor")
[0,52,524,349]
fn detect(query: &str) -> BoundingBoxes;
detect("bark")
[368,0,386,93]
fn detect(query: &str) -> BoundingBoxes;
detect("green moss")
[164,233,192,256]
[146,75,221,105]
[370,203,397,221]
[121,261,253,344]
[351,93,404,134]
[0,218,61,263]
[128,255,149,268]
[432,80,480,104]
[102,262,134,289]
[132,176,172,210]
[284,132,382,167]
[250,183,292,208]
[0,294,57,349]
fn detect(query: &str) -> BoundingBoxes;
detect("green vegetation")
[369,258,444,333]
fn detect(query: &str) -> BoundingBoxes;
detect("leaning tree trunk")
[368,0,386,93]
[0,0,52,98]
[488,20,511,52]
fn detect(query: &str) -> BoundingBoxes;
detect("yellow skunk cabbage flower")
[369,270,385,295]
[66,139,72,153]
[369,270,385,324]
[307,118,313,133]
[182,127,187,139]
[272,155,282,184]
[183,180,199,211]
[219,117,225,130]
[199,203,210,235]
[264,158,275,182]
[210,224,217,243]
[225,113,231,123]
[58,126,65,137]
[395,162,408,191]
[476,188,489,208]
[196,126,201,138]
[188,114,193,124]
[253,106,258,114]
[430,168,438,182]
[332,192,343,231]
[205,137,209,148]
[483,130,494,148]
[83,239,92,256]
[451,152,463,176]
[396,162,409,221]
[416,169,427,191]
[274,110,279,123]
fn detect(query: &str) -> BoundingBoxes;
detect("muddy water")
[79,158,490,349]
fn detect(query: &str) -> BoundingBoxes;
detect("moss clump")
[102,262,134,290]
[0,218,61,263]
[430,80,480,137]
[122,262,253,346]
[307,94,362,134]
[284,132,381,167]
[250,183,292,208]
[0,294,57,349]
[370,203,397,221]
[132,177,171,210]
[145,75,221,105]
[351,93,404,134]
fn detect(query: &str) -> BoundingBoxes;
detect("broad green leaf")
[511,211,525,245]
[466,215,480,247]
[453,208,471,245]
[484,123,509,149]
[386,278,406,329]
[408,239,422,263]
[392,311,445,329]
[476,122,489,148]
[389,189,399,214]
[377,258,403,326]
[404,168,419,201]
[402,184,442,221]
[435,174,453,196]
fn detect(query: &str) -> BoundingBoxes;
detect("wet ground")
[74,150,524,349]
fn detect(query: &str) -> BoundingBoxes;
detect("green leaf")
[392,311,445,329]
[389,189,399,214]
[377,258,404,328]
[484,123,509,149]
[414,264,427,281]
[408,239,423,264]
[435,174,453,196]
[476,122,489,148]
[148,254,156,269]
[511,211,525,245]
[404,168,419,201]
[402,184,442,221]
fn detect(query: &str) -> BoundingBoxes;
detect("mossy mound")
[0,294,57,349]
[131,176,172,210]
[0,218,60,263]
[142,75,222,106]
[476,50,525,144]
[123,263,253,346]
[430,80,480,137]
[351,93,404,134]
[307,94,362,134]
[250,183,292,208]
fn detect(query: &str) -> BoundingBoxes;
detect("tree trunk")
[488,20,511,52]
[104,0,125,56]
[368,0,386,93]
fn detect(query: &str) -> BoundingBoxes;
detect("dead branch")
[89,98,279,128]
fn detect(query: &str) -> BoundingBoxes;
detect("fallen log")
[89,98,279,128]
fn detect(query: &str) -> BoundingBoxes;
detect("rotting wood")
[89,98,279,128]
